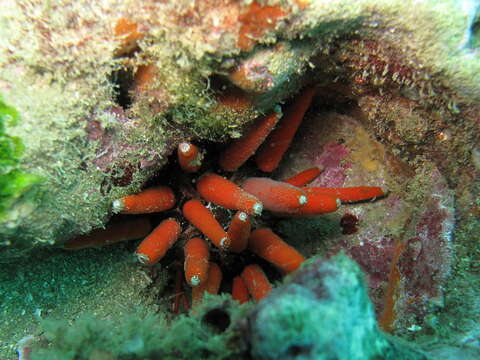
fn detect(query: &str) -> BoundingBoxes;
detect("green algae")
[28,294,251,360]
[0,245,162,358]
[0,97,43,224]
[32,312,169,360]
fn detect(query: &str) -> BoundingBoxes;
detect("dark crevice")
[111,68,135,110]
[287,344,313,357]
[202,308,231,333]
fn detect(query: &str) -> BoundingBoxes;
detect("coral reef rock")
[246,254,428,360]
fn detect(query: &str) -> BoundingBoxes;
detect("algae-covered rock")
[0,246,164,358]
[0,0,479,359]
[23,255,432,360]
[27,293,252,360]
[247,254,429,360]
[1,0,479,259]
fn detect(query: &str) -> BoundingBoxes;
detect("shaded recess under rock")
[0,0,479,359]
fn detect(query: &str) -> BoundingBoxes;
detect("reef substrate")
[0,0,479,359]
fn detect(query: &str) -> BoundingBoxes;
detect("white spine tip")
[238,212,248,222]
[299,195,308,205]
[190,275,201,286]
[112,199,125,213]
[336,198,342,207]
[179,142,191,153]
[136,253,150,265]
[252,202,263,216]
[220,237,230,249]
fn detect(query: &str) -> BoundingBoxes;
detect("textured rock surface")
[247,254,428,360]
[0,0,479,359]
[275,111,455,333]
[0,0,478,257]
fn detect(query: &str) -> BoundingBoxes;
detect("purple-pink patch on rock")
[397,168,454,320]
[311,141,351,187]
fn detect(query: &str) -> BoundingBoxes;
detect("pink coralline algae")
[86,107,164,187]
[310,141,351,187]
[397,168,454,323]
[276,110,454,333]
[349,236,395,290]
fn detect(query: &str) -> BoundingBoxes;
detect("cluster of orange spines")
[68,82,388,313]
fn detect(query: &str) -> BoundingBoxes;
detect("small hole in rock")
[202,308,231,333]
[287,344,312,357]
[111,68,134,110]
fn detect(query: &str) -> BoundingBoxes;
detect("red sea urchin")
[65,86,386,309]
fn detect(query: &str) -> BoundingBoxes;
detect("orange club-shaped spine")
[134,64,158,93]
[192,262,223,308]
[135,218,181,265]
[112,186,176,214]
[242,177,307,214]
[227,211,251,253]
[177,142,203,173]
[182,199,231,250]
[184,237,210,287]
[232,276,250,304]
[64,218,152,250]
[197,173,263,215]
[219,107,282,172]
[241,264,272,301]
[304,186,385,203]
[249,228,305,273]
[282,166,322,187]
[284,192,340,217]
[255,86,317,172]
